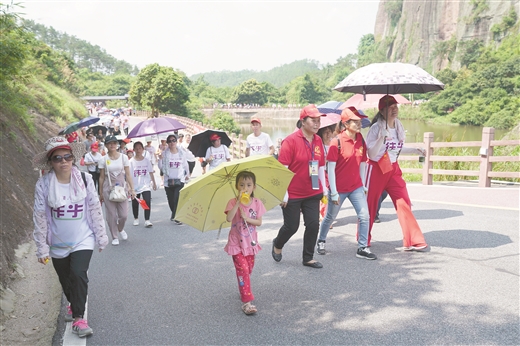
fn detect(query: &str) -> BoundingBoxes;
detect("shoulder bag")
[106,155,127,202]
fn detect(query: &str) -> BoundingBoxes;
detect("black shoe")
[174,220,183,225]
[302,261,323,268]
[271,238,282,262]
[356,247,377,260]
[170,213,174,221]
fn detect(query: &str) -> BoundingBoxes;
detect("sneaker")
[144,220,153,228]
[133,219,139,226]
[316,241,326,255]
[120,230,128,240]
[374,216,381,223]
[72,319,93,338]
[111,238,119,246]
[404,245,428,251]
[356,247,377,260]
[65,305,73,322]
[174,220,182,225]
[170,213,175,221]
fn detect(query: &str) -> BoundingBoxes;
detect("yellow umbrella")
[176,155,294,232]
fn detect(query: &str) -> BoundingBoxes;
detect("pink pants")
[232,254,255,303]
[365,161,428,248]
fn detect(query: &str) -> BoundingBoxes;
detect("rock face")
[374,0,520,72]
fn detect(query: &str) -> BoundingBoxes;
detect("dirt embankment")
[0,110,63,344]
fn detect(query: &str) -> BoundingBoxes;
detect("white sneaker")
[144,220,153,228]
[112,239,119,246]
[120,230,128,240]
[133,219,139,226]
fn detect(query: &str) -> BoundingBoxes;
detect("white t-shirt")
[129,157,153,193]
[49,182,95,258]
[366,126,403,162]
[180,142,196,162]
[98,153,130,178]
[144,145,156,164]
[84,152,103,173]
[205,145,230,170]
[246,132,274,156]
[163,151,189,182]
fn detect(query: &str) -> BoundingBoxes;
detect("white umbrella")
[334,62,444,95]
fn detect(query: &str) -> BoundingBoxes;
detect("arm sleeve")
[85,173,108,250]
[33,178,49,258]
[366,125,386,160]
[400,146,422,155]
[319,166,327,192]
[327,162,338,195]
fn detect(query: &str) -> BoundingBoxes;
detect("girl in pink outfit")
[224,171,266,315]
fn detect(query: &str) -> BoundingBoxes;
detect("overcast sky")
[19,1,381,76]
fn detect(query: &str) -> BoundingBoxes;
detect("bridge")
[80,94,129,102]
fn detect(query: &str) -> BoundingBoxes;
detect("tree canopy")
[129,63,190,117]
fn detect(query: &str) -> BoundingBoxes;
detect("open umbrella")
[334,62,444,95]
[59,116,101,135]
[187,129,232,158]
[341,93,411,110]
[126,117,186,139]
[175,155,294,232]
[319,113,341,129]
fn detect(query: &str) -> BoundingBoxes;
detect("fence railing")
[136,112,519,187]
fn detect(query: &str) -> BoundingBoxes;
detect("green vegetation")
[206,110,240,134]
[466,0,489,24]
[130,63,190,117]
[384,0,404,28]
[190,60,320,88]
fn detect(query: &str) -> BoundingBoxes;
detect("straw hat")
[32,136,86,170]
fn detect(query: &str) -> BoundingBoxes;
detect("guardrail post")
[238,134,244,159]
[422,132,434,185]
[479,127,494,187]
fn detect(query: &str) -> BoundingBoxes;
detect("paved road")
[68,116,519,345]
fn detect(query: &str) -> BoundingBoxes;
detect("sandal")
[242,302,257,315]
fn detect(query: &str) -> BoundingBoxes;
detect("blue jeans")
[318,186,370,248]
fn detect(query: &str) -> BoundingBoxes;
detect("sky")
[18,1,381,76]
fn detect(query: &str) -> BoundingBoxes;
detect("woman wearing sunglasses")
[32,136,108,338]
[158,134,190,224]
[98,135,136,245]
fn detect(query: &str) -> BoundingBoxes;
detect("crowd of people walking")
[33,96,428,337]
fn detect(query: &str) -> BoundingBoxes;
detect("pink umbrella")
[319,113,341,129]
[126,117,186,138]
[341,93,411,110]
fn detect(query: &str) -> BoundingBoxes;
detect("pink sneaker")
[72,319,93,337]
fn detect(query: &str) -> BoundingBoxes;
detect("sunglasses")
[50,154,74,163]
[167,139,177,143]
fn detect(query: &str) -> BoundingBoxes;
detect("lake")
[236,116,508,143]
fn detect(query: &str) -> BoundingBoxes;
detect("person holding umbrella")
[365,95,428,251]
[130,141,157,227]
[205,133,231,170]
[159,134,190,224]
[272,104,327,269]
[316,108,376,260]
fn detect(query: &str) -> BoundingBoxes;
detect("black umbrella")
[90,125,108,138]
[188,129,232,158]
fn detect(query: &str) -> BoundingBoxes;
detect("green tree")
[231,79,268,105]
[284,74,327,104]
[207,110,240,134]
[0,3,29,82]
[130,63,190,117]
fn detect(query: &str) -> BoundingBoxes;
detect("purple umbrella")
[126,117,186,139]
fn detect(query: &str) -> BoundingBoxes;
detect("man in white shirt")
[245,117,275,157]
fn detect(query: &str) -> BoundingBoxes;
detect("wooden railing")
[136,112,519,187]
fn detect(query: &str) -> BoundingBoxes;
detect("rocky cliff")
[374,0,520,72]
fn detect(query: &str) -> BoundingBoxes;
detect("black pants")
[88,171,100,193]
[165,183,184,219]
[52,250,93,318]
[274,194,322,263]
[187,161,195,175]
[132,191,152,220]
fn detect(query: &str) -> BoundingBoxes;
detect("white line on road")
[413,199,519,211]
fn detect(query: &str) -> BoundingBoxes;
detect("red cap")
[341,108,361,122]
[122,138,131,144]
[378,95,398,111]
[90,143,99,152]
[346,106,367,119]
[299,104,326,121]
[250,117,261,124]
[210,134,221,141]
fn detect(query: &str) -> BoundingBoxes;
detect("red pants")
[365,161,427,248]
[232,254,255,303]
